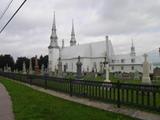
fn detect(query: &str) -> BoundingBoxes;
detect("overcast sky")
[0,0,160,59]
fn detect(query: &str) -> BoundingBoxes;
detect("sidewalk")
[17,81,160,120]
[0,83,15,120]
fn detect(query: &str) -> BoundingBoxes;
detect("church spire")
[52,11,56,31]
[70,19,76,46]
[130,39,136,56]
[71,19,75,36]
[49,11,59,49]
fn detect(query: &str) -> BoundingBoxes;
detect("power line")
[0,0,14,21]
[0,0,27,34]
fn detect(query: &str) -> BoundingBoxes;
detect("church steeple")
[49,11,59,49]
[130,39,136,56]
[70,19,76,46]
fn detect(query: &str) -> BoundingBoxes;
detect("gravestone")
[41,64,45,75]
[58,57,62,77]
[134,70,140,80]
[8,67,11,73]
[76,56,82,79]
[23,62,26,74]
[142,54,151,84]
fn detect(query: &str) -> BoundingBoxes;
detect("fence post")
[70,80,73,97]
[117,80,121,108]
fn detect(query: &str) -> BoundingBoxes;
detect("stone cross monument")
[29,59,33,74]
[34,55,40,75]
[142,54,151,84]
[58,57,62,77]
[103,57,110,82]
[76,56,82,79]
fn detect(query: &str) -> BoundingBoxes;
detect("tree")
[0,54,15,71]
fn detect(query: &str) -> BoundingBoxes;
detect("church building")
[48,13,153,74]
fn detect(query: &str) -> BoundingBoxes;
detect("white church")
[48,13,153,74]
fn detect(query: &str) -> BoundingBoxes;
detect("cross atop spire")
[70,19,76,46]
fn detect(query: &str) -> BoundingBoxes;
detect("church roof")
[61,40,114,60]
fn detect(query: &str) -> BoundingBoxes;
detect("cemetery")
[0,51,160,114]
[1,1,160,120]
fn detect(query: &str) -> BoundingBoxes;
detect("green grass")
[0,77,138,120]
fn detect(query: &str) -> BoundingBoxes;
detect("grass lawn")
[0,76,138,120]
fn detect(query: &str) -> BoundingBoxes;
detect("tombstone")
[34,55,40,75]
[142,54,151,84]
[29,59,33,74]
[41,64,45,75]
[5,64,9,72]
[8,67,11,73]
[14,69,18,73]
[23,62,27,74]
[76,56,82,79]
[134,70,140,80]
[57,57,62,77]
[4,66,7,72]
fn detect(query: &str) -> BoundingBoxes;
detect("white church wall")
[49,48,59,71]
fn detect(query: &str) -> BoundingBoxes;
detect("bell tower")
[48,12,60,72]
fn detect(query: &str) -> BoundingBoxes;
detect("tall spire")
[52,11,56,31]
[71,19,75,36]
[49,11,59,49]
[130,39,136,56]
[70,19,76,46]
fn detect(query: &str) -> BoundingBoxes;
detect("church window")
[131,58,135,63]
[121,59,125,63]
[121,66,124,70]
[131,66,134,70]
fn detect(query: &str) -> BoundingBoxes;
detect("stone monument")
[76,56,82,79]
[22,61,27,74]
[57,57,62,77]
[29,59,33,74]
[41,64,45,75]
[134,70,140,80]
[34,55,40,75]
[103,57,110,82]
[142,54,151,84]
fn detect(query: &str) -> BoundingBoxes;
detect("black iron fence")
[0,72,160,112]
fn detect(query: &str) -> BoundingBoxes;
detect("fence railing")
[0,72,160,112]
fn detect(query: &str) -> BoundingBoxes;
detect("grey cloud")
[0,0,160,58]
